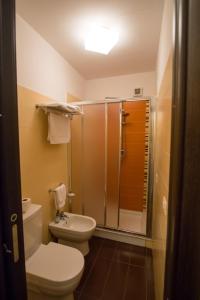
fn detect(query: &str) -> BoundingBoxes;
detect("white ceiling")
[16,0,164,80]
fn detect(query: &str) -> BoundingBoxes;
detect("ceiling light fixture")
[84,24,119,55]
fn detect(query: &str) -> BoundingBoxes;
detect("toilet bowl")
[23,204,84,300]
[49,213,96,256]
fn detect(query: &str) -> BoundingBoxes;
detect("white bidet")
[49,213,96,256]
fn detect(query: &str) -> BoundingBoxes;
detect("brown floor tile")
[79,292,100,300]
[81,258,112,298]
[130,252,146,267]
[146,253,155,300]
[113,242,133,264]
[98,238,118,260]
[84,247,99,273]
[76,237,154,300]
[76,266,90,292]
[131,244,146,255]
[124,265,146,300]
[74,291,80,300]
[102,261,129,300]
[77,237,104,292]
[89,236,104,254]
[129,244,147,267]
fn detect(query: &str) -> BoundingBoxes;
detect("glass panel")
[119,100,149,234]
[70,113,83,214]
[106,103,121,228]
[82,104,105,225]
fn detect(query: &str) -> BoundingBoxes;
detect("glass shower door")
[105,102,121,229]
[82,104,106,226]
[70,100,150,235]
[70,112,83,214]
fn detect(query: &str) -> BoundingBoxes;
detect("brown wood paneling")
[120,101,147,212]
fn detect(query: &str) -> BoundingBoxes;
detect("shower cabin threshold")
[94,226,148,247]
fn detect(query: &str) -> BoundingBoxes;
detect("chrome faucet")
[54,211,70,223]
[60,211,70,221]
[55,210,60,223]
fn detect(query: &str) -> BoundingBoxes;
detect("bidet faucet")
[60,211,70,221]
[55,210,60,223]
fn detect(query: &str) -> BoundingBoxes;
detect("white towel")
[37,103,82,114]
[47,112,70,144]
[53,184,67,210]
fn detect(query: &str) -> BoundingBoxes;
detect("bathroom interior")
[15,0,173,299]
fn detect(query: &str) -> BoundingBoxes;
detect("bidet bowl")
[49,213,96,255]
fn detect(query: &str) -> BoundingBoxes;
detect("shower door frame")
[68,97,153,238]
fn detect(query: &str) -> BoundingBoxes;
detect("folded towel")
[47,112,70,144]
[38,103,82,115]
[53,184,67,210]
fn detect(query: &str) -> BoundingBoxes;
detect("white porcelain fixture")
[23,204,84,300]
[49,213,96,256]
[22,197,31,213]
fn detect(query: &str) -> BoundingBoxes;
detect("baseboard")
[94,227,147,247]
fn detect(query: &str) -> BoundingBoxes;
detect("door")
[164,0,200,299]
[0,0,27,299]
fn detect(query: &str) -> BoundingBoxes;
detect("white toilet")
[23,204,84,300]
[49,213,96,256]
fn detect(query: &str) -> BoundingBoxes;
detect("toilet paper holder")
[48,184,76,198]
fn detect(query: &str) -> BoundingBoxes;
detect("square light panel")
[84,24,119,55]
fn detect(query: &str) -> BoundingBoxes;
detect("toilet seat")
[26,242,84,295]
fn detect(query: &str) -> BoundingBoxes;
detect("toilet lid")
[26,242,84,288]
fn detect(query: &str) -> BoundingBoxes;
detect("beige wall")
[67,93,81,103]
[85,71,156,100]
[156,0,174,92]
[152,0,173,298]
[18,86,68,243]
[16,14,86,244]
[152,53,172,300]
[16,15,85,102]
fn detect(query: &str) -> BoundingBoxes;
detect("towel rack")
[36,103,83,120]
[49,183,64,193]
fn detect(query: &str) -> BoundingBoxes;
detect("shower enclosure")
[68,99,152,236]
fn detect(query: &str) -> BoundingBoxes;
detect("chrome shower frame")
[68,97,153,238]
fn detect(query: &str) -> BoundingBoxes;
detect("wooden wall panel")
[120,101,147,211]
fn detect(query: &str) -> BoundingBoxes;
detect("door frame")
[164,0,200,299]
[0,0,27,298]
[1,0,200,299]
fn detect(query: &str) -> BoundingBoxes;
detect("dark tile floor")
[75,237,154,300]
